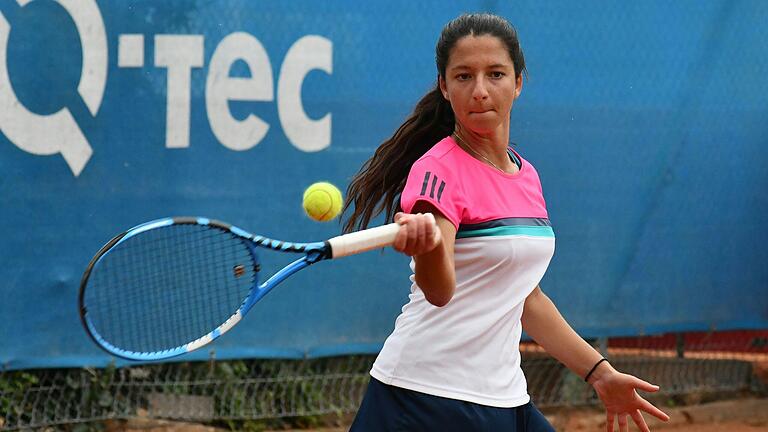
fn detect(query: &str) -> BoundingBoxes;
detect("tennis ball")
[303,182,343,222]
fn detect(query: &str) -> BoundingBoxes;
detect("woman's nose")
[472,78,489,100]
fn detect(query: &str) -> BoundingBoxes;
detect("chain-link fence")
[2,331,767,431]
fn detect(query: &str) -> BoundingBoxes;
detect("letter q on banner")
[0,0,107,177]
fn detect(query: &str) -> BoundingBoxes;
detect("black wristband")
[584,358,608,382]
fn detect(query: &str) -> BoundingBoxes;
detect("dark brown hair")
[342,13,527,232]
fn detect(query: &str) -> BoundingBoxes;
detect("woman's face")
[439,35,522,135]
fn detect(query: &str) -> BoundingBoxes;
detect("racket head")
[78,217,261,361]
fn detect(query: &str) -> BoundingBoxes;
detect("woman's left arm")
[521,286,670,432]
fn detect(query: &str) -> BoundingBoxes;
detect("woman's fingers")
[631,376,661,393]
[631,410,650,432]
[392,213,409,252]
[639,396,671,421]
[405,213,426,254]
[423,213,441,249]
[416,215,427,251]
[618,413,628,432]
[393,213,439,256]
[598,373,670,432]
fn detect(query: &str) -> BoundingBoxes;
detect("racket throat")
[305,242,332,263]
[253,256,309,299]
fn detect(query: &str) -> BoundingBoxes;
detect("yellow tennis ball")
[302,182,343,222]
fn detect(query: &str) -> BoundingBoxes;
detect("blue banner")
[1,0,767,370]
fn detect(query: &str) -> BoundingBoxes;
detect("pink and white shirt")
[370,136,556,407]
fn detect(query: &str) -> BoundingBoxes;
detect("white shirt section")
[370,234,555,407]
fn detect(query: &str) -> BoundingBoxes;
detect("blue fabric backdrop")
[1,0,766,370]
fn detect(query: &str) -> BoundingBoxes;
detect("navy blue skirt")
[349,377,555,432]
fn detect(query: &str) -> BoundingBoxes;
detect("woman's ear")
[514,74,523,99]
[438,75,449,100]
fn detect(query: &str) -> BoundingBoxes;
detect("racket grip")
[327,223,401,258]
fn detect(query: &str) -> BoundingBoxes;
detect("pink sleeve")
[400,156,464,229]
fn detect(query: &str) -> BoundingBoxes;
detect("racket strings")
[84,224,257,354]
[94,233,250,309]
[133,228,248,351]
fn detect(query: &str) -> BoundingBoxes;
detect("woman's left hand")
[590,363,670,432]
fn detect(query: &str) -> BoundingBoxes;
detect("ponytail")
[342,85,454,232]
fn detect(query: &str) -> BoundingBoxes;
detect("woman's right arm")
[392,200,457,307]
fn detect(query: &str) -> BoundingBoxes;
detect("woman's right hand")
[392,212,442,256]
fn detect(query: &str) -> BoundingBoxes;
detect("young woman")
[343,13,670,432]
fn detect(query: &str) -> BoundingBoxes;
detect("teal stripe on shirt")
[456,225,555,239]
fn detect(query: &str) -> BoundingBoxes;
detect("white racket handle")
[327,213,437,258]
[327,223,400,258]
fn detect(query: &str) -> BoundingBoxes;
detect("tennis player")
[343,13,670,432]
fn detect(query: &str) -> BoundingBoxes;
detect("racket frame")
[79,217,331,361]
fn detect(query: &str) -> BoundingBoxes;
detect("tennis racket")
[78,216,413,361]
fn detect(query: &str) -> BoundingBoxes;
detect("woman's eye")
[456,73,471,81]
[490,71,505,79]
